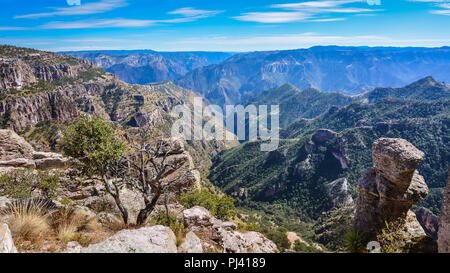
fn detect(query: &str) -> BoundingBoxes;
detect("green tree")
[61,116,128,224]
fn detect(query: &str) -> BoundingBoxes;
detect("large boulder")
[179,231,203,253]
[66,225,177,253]
[372,138,425,190]
[182,206,277,253]
[438,169,450,253]
[183,206,213,229]
[354,138,433,252]
[0,224,17,253]
[0,129,34,161]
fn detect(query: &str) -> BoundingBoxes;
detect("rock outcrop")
[438,169,450,253]
[0,129,71,172]
[65,225,178,253]
[354,138,434,251]
[415,207,439,241]
[182,206,277,253]
[0,223,17,253]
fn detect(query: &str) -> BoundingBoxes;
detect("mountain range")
[66,50,233,85]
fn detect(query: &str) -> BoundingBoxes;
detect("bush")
[0,169,62,199]
[293,240,320,253]
[180,189,236,221]
[61,116,125,177]
[151,211,186,246]
[345,230,367,253]
[265,227,290,252]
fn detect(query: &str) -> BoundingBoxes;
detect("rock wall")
[354,138,434,251]
[438,169,450,253]
[0,129,71,172]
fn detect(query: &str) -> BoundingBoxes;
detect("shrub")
[377,220,411,253]
[5,200,51,243]
[180,189,236,221]
[265,227,290,252]
[151,211,186,246]
[345,230,367,253]
[0,169,62,199]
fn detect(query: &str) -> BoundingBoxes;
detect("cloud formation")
[234,0,381,23]
[16,0,127,19]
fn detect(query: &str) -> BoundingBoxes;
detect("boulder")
[372,138,425,190]
[66,225,177,253]
[0,158,35,168]
[179,231,203,253]
[32,151,63,160]
[354,138,434,252]
[438,169,450,253]
[0,224,18,253]
[35,157,70,170]
[0,130,34,160]
[183,206,213,229]
[182,206,277,253]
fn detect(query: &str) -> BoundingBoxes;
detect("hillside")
[176,46,450,106]
[66,51,233,85]
[0,45,236,172]
[243,83,355,128]
[209,84,450,249]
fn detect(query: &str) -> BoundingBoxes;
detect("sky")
[1,0,450,52]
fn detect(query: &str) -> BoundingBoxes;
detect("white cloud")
[66,0,81,6]
[234,12,310,23]
[161,33,450,51]
[0,26,28,30]
[235,0,381,23]
[40,19,156,29]
[168,7,222,18]
[16,0,127,19]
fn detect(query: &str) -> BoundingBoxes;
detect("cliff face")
[354,138,436,252]
[0,46,182,133]
[438,170,450,253]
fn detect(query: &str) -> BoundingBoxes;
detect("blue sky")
[1,0,450,52]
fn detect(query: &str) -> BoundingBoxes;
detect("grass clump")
[5,200,51,244]
[180,189,236,221]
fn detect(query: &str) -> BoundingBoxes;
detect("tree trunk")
[136,190,161,226]
[103,175,129,225]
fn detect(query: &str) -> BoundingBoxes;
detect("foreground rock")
[438,169,450,253]
[183,206,277,253]
[65,225,177,253]
[0,224,18,253]
[0,129,71,172]
[354,138,435,252]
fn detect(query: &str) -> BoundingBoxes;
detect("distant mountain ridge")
[65,51,234,85]
[243,76,449,129]
[175,46,450,106]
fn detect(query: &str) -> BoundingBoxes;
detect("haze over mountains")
[66,50,234,85]
[69,46,450,107]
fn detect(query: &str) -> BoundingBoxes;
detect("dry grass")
[57,224,78,243]
[5,200,51,244]
[51,207,102,244]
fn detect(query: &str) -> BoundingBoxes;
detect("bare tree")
[123,127,178,226]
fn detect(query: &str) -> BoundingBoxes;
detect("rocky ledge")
[0,129,71,172]
[354,138,436,252]
[64,206,277,254]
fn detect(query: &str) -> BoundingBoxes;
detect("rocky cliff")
[438,169,450,253]
[354,138,435,252]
